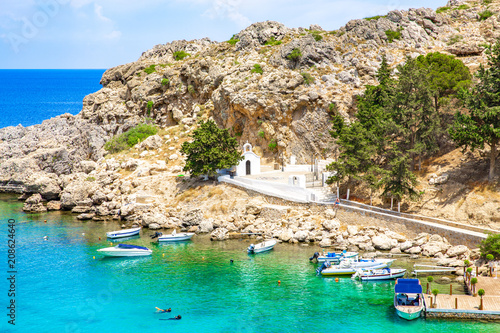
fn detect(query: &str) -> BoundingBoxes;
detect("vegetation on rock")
[173,51,190,61]
[104,123,158,153]
[251,64,263,74]
[180,120,243,178]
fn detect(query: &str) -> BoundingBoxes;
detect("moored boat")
[309,250,359,263]
[352,268,407,281]
[97,244,152,257]
[248,239,277,254]
[318,260,390,276]
[394,278,424,320]
[151,230,194,242]
[106,227,141,239]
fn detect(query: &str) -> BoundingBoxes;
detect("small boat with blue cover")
[394,278,424,320]
[106,227,141,239]
[97,244,152,257]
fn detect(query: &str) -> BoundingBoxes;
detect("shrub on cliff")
[180,120,243,178]
[104,123,158,153]
[173,51,190,61]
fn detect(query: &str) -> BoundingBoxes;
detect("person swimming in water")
[155,307,171,313]
[160,315,182,320]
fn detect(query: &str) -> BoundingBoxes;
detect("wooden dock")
[424,276,500,320]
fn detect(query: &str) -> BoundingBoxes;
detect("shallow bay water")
[0,194,498,333]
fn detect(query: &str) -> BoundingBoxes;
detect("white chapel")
[235,142,261,176]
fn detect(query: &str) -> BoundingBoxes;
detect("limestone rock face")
[322,219,340,231]
[446,245,470,258]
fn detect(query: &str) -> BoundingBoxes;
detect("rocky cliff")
[1,0,500,228]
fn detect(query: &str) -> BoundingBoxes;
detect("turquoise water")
[0,195,498,333]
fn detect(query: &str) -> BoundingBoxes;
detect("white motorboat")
[248,239,277,254]
[352,268,407,281]
[394,278,425,320]
[106,227,141,239]
[319,261,389,276]
[150,230,195,242]
[309,251,359,263]
[97,244,152,257]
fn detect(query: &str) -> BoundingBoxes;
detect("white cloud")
[104,29,121,39]
[94,3,111,22]
[202,0,252,27]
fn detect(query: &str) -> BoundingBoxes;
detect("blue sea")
[0,69,105,128]
[0,71,499,332]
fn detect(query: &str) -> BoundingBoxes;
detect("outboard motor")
[316,261,331,274]
[309,252,320,262]
[150,231,162,239]
[248,244,255,253]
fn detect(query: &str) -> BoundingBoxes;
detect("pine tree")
[449,42,500,181]
[180,120,243,178]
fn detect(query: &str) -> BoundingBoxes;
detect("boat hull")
[248,240,277,253]
[359,269,406,281]
[158,233,194,242]
[106,227,141,239]
[97,246,152,257]
[395,306,423,320]
[321,262,388,276]
[316,252,358,263]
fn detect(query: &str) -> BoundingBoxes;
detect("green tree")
[180,120,243,178]
[382,154,419,202]
[391,56,440,171]
[478,288,485,310]
[480,233,500,259]
[450,42,500,181]
[416,52,471,113]
[471,277,478,295]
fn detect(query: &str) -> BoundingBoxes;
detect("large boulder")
[182,208,203,227]
[421,241,451,257]
[322,219,340,231]
[199,219,214,233]
[372,234,397,250]
[294,230,308,242]
[211,227,229,241]
[279,229,294,242]
[22,193,47,213]
[24,173,61,200]
[138,134,162,150]
[446,245,470,258]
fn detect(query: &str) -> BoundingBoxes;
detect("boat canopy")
[395,279,422,294]
[117,244,149,250]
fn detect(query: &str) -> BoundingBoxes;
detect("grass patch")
[85,176,95,182]
[264,37,282,46]
[301,72,315,85]
[268,139,277,151]
[104,123,158,153]
[457,4,469,10]
[144,65,156,74]
[258,130,265,138]
[385,29,402,43]
[161,78,170,86]
[364,15,386,21]
[478,10,494,21]
[175,188,201,202]
[188,84,196,95]
[251,64,263,74]
[227,35,239,45]
[310,30,323,41]
[436,6,450,14]
[447,35,463,45]
[173,51,190,61]
[287,48,302,61]
[483,0,492,4]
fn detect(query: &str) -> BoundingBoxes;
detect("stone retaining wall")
[426,309,500,320]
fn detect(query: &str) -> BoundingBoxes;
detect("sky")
[0,0,449,69]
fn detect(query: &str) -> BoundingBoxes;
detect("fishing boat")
[352,268,407,281]
[106,227,141,239]
[248,239,277,254]
[394,278,424,320]
[151,230,195,242]
[97,244,152,257]
[318,259,392,276]
[309,250,359,263]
